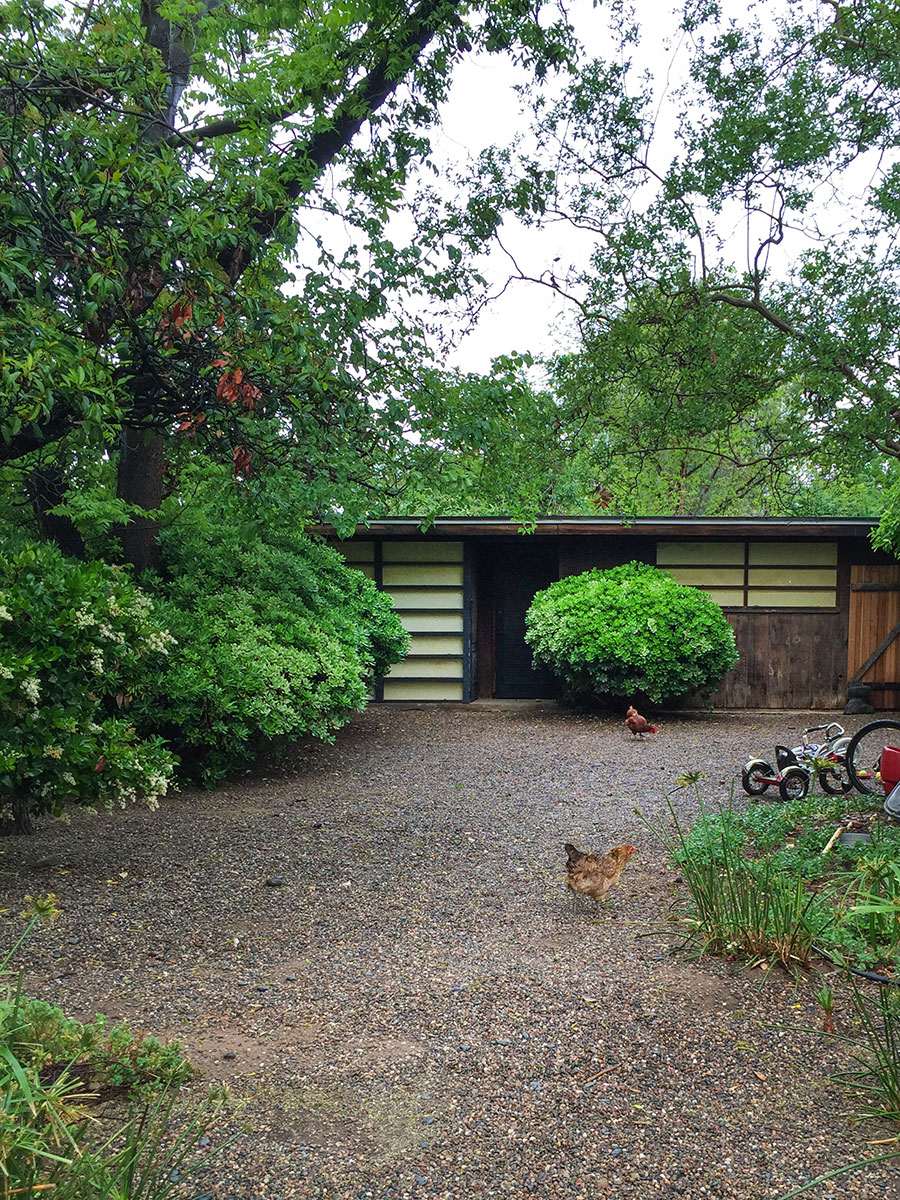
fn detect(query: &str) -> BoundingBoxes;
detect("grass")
[0,896,242,1200]
[642,784,900,1200]
[643,788,900,973]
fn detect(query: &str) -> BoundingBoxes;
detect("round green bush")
[524,561,738,703]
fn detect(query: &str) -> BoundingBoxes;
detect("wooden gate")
[848,565,900,707]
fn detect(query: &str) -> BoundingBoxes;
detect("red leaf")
[94,756,107,772]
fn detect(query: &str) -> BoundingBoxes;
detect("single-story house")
[311,516,900,710]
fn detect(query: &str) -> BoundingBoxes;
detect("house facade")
[315,517,900,710]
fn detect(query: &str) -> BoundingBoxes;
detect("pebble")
[5,708,899,1200]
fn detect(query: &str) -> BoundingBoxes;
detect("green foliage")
[0,898,233,1200]
[1,995,190,1093]
[524,562,738,703]
[0,540,175,828]
[653,790,900,971]
[0,0,578,533]
[130,499,408,783]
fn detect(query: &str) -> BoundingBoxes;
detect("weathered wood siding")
[848,564,900,708]
[710,609,847,709]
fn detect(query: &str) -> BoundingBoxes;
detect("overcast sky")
[433,0,682,374]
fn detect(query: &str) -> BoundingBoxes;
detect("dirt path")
[3,706,900,1199]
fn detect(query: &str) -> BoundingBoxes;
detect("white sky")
[433,0,685,373]
[430,0,877,376]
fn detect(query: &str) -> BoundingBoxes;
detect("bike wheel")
[741,760,773,796]
[779,767,810,802]
[818,766,853,795]
[845,719,900,796]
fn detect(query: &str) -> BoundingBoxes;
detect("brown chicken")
[564,843,637,909]
[624,705,658,738]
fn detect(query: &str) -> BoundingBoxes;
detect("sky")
[431,0,686,374]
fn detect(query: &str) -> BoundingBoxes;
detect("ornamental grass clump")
[525,561,737,704]
[0,541,176,834]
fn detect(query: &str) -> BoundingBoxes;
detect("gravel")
[3,704,900,1200]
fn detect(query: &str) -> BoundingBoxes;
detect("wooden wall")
[710,609,847,709]
[560,534,852,709]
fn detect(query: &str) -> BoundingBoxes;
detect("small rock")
[265,875,284,887]
[223,1052,236,1060]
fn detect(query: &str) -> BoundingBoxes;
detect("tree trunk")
[0,792,34,836]
[117,427,165,573]
[27,465,86,558]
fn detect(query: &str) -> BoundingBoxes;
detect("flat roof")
[310,516,878,539]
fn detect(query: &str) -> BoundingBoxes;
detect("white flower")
[62,773,76,786]
[0,605,11,621]
[42,746,63,760]
[21,677,40,704]
[145,629,177,655]
[0,666,12,679]
[89,650,104,675]
[97,623,114,640]
[73,607,95,629]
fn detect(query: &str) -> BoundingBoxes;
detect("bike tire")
[779,767,810,802]
[845,719,900,796]
[818,767,853,795]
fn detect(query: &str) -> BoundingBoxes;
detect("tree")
[0,0,575,567]
[458,0,900,510]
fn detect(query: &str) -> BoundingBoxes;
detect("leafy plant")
[0,541,176,832]
[642,797,830,967]
[131,500,408,784]
[0,898,236,1199]
[646,787,900,972]
[525,562,738,704]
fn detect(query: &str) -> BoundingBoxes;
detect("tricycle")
[741,722,852,802]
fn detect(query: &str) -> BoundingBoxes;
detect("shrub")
[0,541,176,832]
[525,561,738,703]
[131,517,408,783]
[1,897,232,1200]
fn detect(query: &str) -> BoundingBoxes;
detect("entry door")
[493,543,561,698]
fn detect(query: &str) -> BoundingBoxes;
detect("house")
[312,516,900,710]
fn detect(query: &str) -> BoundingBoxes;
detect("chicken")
[564,842,637,909]
[624,705,658,738]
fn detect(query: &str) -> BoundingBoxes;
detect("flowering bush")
[525,561,738,703]
[0,542,176,832]
[131,519,409,783]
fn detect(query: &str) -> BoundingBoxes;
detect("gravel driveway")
[4,704,900,1200]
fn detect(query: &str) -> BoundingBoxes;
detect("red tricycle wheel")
[742,759,774,796]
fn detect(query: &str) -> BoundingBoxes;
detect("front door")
[492,543,561,699]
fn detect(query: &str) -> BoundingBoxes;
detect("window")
[656,541,837,608]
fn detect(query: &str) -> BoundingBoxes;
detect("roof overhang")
[309,516,879,539]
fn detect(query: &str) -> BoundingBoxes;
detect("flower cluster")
[0,541,177,827]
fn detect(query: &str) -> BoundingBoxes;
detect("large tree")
[457,0,900,505]
[0,0,574,566]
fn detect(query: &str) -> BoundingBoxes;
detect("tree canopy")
[451,0,900,527]
[0,0,576,564]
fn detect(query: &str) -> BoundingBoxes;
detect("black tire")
[818,766,853,795]
[846,719,900,796]
[742,760,773,796]
[779,767,810,802]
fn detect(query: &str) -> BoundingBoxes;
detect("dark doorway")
[478,541,561,699]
